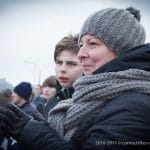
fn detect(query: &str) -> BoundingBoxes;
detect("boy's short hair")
[42,76,57,88]
[54,34,79,61]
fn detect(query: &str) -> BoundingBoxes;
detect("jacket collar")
[57,87,75,100]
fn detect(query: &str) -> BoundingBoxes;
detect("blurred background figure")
[8,82,43,149]
[42,76,57,100]
[33,84,42,97]
[2,89,12,99]
[0,89,12,150]
[11,82,44,120]
[32,76,57,108]
[0,90,11,150]
[0,89,12,107]
[12,82,32,109]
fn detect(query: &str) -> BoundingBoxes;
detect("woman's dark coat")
[19,44,150,150]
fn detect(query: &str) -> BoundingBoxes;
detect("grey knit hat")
[79,7,146,56]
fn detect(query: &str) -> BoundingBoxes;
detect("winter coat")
[32,95,47,107]
[18,44,150,150]
[6,102,42,150]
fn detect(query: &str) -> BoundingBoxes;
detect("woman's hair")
[54,34,79,61]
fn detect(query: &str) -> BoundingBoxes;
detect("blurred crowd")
[0,6,150,150]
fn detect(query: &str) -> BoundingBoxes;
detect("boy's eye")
[55,61,62,64]
[68,62,77,66]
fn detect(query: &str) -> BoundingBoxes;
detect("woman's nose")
[77,45,88,59]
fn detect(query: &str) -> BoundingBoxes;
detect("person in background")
[11,82,36,113]
[42,76,57,100]
[0,89,12,107]
[5,82,35,149]
[12,82,44,121]
[0,90,11,150]
[7,82,43,149]
[32,76,57,109]
[1,6,150,150]
[2,89,12,101]
[43,34,83,118]
[33,84,42,97]
[29,91,35,102]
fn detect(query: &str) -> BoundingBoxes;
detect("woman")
[0,7,150,150]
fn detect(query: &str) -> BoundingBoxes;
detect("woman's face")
[78,35,116,75]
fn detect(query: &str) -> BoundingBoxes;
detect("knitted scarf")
[48,69,150,141]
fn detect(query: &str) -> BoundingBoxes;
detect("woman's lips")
[82,65,93,70]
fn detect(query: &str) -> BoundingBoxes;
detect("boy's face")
[55,50,83,88]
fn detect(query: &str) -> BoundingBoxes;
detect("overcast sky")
[0,0,150,86]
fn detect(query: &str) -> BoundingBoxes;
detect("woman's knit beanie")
[79,7,146,55]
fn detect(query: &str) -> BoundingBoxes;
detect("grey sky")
[0,0,150,86]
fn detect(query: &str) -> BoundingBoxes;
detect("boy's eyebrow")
[55,59,62,62]
[55,59,78,64]
[66,61,78,64]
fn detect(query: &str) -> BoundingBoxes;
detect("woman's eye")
[79,43,83,48]
[90,42,96,45]
[89,42,97,48]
